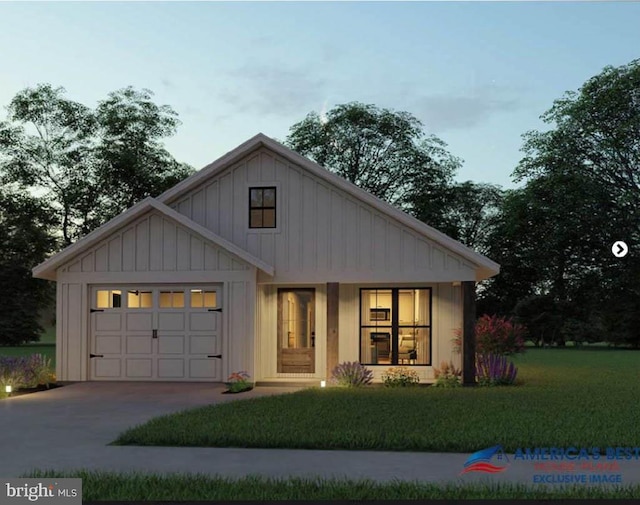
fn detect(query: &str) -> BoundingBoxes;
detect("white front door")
[90,286,223,381]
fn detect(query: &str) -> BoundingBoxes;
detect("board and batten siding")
[168,147,477,283]
[53,210,255,381]
[59,211,249,280]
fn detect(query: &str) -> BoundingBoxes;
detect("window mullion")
[391,288,399,364]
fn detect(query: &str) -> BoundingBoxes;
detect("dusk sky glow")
[1,1,639,188]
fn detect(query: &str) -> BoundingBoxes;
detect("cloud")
[219,63,327,116]
[414,85,520,132]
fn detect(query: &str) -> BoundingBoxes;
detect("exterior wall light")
[320,380,326,388]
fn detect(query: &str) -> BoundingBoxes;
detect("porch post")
[326,282,340,379]
[462,281,477,386]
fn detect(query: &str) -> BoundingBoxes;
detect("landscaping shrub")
[26,354,53,387]
[432,360,461,388]
[0,354,54,390]
[475,353,517,386]
[224,371,253,393]
[330,361,373,387]
[475,315,526,356]
[381,366,420,387]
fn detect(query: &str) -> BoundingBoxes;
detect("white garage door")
[90,285,223,381]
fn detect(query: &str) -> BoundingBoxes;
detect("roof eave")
[32,196,275,281]
[32,197,157,281]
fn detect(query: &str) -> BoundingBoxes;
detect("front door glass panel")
[277,289,315,373]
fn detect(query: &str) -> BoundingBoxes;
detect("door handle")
[152,329,158,339]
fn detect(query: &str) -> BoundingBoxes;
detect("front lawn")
[0,344,55,365]
[25,470,640,500]
[0,325,56,366]
[114,348,640,452]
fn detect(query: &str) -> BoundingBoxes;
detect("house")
[32,133,499,385]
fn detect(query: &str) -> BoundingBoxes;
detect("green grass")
[24,470,640,500]
[0,344,56,367]
[38,324,56,344]
[0,325,56,369]
[114,348,640,452]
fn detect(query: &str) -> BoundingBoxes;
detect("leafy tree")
[0,84,99,245]
[286,102,459,218]
[0,189,57,345]
[513,295,563,347]
[0,84,193,246]
[483,59,640,346]
[95,87,193,218]
[480,169,615,338]
[436,181,503,254]
[514,59,640,224]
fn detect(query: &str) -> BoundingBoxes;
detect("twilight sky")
[1,1,639,188]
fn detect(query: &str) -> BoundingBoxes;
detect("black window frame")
[249,186,277,229]
[359,287,432,366]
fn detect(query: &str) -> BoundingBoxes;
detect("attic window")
[249,187,276,228]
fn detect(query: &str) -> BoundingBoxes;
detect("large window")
[360,288,431,366]
[249,187,276,228]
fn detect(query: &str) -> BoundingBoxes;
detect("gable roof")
[32,197,274,280]
[158,133,500,280]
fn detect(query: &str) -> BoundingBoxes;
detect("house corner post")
[462,281,477,387]
[326,282,339,380]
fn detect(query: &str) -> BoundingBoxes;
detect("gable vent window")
[249,187,276,228]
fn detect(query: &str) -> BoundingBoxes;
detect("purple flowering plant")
[475,353,518,386]
[330,361,373,387]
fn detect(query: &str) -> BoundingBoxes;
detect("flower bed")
[0,354,57,398]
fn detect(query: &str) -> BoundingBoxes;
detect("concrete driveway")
[0,382,300,477]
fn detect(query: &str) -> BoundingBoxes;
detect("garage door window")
[96,289,122,308]
[159,290,185,308]
[127,290,153,308]
[190,289,217,308]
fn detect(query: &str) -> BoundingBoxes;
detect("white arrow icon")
[612,241,628,258]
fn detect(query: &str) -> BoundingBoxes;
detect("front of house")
[33,133,500,384]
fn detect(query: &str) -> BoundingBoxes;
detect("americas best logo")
[5,482,78,502]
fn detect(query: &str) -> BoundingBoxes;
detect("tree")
[0,84,193,246]
[286,102,459,218]
[514,58,640,237]
[0,189,58,345]
[483,59,640,346]
[435,181,503,254]
[479,169,615,337]
[0,84,99,245]
[95,87,193,218]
